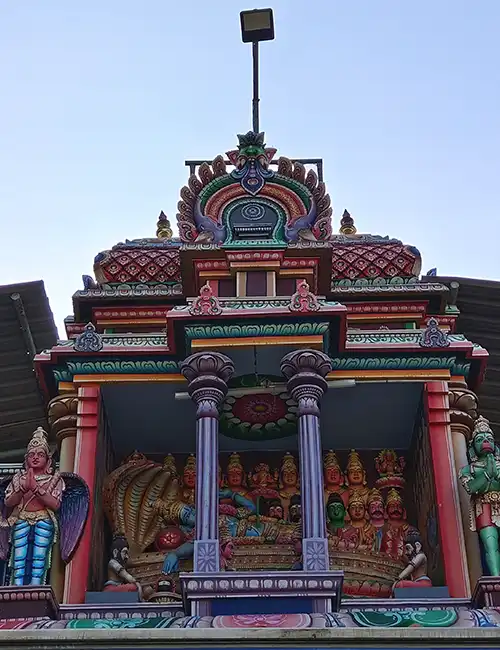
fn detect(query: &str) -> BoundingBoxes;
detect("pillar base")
[0,586,58,619]
[194,539,220,573]
[180,570,343,616]
[472,576,500,608]
[303,537,329,572]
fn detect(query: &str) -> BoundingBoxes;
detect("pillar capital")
[448,382,478,439]
[47,393,78,444]
[180,351,234,418]
[280,349,332,416]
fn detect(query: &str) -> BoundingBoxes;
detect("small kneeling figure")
[392,530,432,592]
[104,534,143,599]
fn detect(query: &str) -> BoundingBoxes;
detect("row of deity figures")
[164,448,406,521]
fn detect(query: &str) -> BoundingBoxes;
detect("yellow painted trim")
[326,369,451,381]
[278,269,314,278]
[191,335,323,350]
[266,271,276,297]
[58,382,76,393]
[73,374,186,384]
[230,261,281,271]
[236,271,247,297]
[198,271,231,280]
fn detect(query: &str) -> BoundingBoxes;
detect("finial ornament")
[189,282,223,316]
[339,209,357,235]
[156,211,173,239]
[73,322,103,352]
[288,281,320,313]
[419,317,450,348]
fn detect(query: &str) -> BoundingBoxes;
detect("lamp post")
[240,8,275,133]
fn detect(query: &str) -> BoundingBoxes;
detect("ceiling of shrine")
[102,381,423,460]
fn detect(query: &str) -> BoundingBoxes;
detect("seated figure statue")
[392,531,432,591]
[104,534,152,599]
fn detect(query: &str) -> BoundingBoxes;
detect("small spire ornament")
[339,209,357,235]
[156,211,173,239]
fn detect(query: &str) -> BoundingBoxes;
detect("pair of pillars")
[180,348,332,573]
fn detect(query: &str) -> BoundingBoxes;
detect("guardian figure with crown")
[460,416,500,576]
[0,427,89,586]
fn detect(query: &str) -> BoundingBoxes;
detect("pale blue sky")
[1,1,499,335]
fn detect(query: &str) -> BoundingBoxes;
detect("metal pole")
[252,41,259,133]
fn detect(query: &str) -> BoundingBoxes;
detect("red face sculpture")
[228,467,244,488]
[325,465,342,486]
[183,469,196,489]
[26,448,49,473]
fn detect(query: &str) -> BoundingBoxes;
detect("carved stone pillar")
[48,393,79,473]
[180,352,234,574]
[46,392,78,602]
[281,349,332,575]
[449,380,483,588]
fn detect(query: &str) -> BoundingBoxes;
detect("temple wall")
[88,402,115,592]
[410,406,444,586]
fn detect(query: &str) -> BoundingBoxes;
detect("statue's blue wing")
[0,477,11,561]
[59,473,90,563]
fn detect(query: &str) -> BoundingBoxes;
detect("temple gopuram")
[2,129,500,649]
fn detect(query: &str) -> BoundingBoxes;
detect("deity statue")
[104,534,152,599]
[162,454,178,477]
[326,493,347,538]
[278,452,300,519]
[459,416,500,576]
[223,453,250,499]
[151,499,197,575]
[381,489,415,560]
[345,450,369,504]
[324,450,347,505]
[375,449,406,490]
[181,455,196,505]
[248,463,279,507]
[367,488,386,553]
[342,492,374,552]
[392,531,432,591]
[288,494,302,524]
[0,427,89,586]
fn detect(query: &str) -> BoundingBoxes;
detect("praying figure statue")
[459,416,500,576]
[0,427,89,586]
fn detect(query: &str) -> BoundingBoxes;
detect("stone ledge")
[0,586,58,620]
[472,576,500,608]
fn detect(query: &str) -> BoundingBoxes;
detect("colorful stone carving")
[345,450,369,504]
[288,281,320,313]
[374,449,406,490]
[104,534,148,598]
[324,450,347,505]
[0,428,89,586]
[460,416,500,576]
[189,282,223,316]
[392,530,432,591]
[381,489,416,560]
[181,454,196,505]
[278,452,300,519]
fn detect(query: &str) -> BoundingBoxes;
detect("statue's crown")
[26,427,50,456]
[386,488,403,506]
[280,452,298,474]
[472,416,493,438]
[367,488,384,506]
[184,454,196,471]
[324,449,341,470]
[346,449,364,471]
[228,452,243,471]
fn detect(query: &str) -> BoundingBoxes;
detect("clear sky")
[1,0,499,336]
